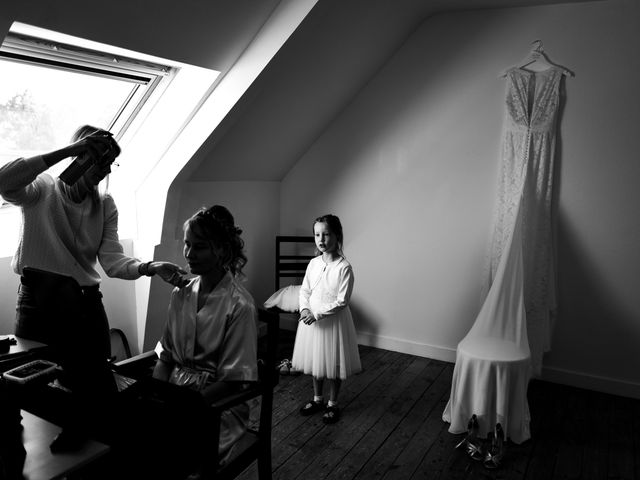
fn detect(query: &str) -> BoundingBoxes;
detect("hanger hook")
[531,39,544,53]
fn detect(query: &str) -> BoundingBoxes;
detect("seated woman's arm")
[200,381,237,404]
[152,358,174,382]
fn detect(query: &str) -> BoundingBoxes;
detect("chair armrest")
[114,350,157,367]
[207,383,261,413]
[112,351,157,377]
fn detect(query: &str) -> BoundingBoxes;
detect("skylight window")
[0,22,220,258]
[0,29,172,183]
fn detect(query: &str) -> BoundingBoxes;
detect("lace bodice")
[504,67,562,132]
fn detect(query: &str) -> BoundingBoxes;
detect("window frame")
[0,29,174,207]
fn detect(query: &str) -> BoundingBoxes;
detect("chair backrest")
[109,328,132,363]
[275,236,315,290]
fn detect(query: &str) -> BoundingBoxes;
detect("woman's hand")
[67,132,114,162]
[148,261,189,287]
[299,309,316,325]
[41,132,116,170]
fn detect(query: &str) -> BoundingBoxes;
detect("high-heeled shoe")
[483,423,505,469]
[455,414,483,460]
[455,414,476,449]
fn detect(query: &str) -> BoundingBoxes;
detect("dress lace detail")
[483,67,563,375]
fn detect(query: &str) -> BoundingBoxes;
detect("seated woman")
[153,204,258,477]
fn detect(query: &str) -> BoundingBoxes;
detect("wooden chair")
[270,235,314,334]
[443,201,531,445]
[274,235,315,290]
[108,328,132,363]
[112,307,280,480]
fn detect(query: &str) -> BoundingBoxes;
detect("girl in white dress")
[291,214,361,424]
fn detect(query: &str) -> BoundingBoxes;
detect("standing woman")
[0,124,186,450]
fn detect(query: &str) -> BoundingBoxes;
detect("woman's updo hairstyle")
[313,214,344,256]
[184,205,247,275]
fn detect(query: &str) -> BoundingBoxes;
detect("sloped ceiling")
[1,0,593,185]
[0,0,281,74]
[187,0,595,182]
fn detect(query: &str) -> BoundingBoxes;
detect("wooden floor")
[239,334,640,480]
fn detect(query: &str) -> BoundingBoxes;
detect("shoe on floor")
[299,400,324,416]
[322,405,340,424]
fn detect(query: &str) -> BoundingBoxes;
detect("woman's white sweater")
[0,156,142,286]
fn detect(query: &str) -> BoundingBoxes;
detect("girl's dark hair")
[184,205,247,274]
[313,214,344,255]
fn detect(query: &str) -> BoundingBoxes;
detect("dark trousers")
[15,268,118,442]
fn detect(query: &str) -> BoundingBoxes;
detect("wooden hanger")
[501,40,573,77]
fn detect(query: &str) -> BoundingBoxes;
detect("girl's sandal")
[278,359,292,375]
[322,406,340,424]
[277,358,301,376]
[299,400,324,416]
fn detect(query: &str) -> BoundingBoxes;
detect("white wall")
[0,256,19,333]
[143,181,280,350]
[281,1,640,398]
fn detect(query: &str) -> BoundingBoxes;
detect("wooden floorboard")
[552,384,586,480]
[379,365,453,480]
[292,355,424,480]
[581,390,610,480]
[320,356,437,480]
[237,334,640,480]
[523,380,561,480]
[348,360,450,480]
[273,350,414,480]
[608,395,635,480]
[634,399,640,480]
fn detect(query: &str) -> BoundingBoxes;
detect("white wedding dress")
[488,65,563,375]
[443,66,564,443]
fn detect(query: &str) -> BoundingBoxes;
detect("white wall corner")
[541,366,640,401]
[357,331,458,364]
[133,0,318,346]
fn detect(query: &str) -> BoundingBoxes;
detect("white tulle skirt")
[291,307,361,380]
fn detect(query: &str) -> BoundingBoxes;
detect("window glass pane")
[0,57,138,166]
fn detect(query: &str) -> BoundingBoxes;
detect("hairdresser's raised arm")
[40,133,111,168]
[0,133,112,197]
